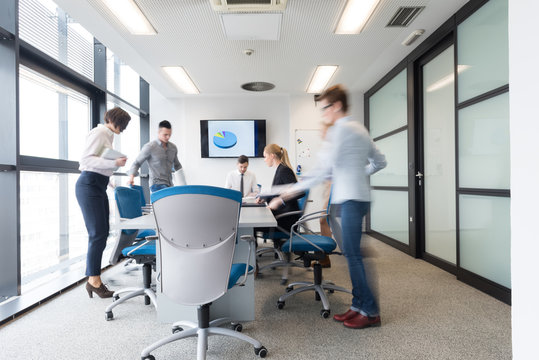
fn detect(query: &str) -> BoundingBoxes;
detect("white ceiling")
[53,0,469,98]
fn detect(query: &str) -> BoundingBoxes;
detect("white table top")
[115,205,276,230]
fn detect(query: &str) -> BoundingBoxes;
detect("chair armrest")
[126,239,151,257]
[274,210,304,220]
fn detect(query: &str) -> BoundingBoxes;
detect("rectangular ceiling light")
[101,0,157,35]
[306,65,338,94]
[335,0,381,34]
[162,66,200,94]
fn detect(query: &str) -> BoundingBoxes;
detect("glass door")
[419,44,457,267]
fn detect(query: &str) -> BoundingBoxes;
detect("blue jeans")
[340,200,379,316]
[75,171,110,277]
[150,183,169,192]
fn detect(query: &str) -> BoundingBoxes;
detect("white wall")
[150,89,290,190]
[149,89,365,232]
[509,1,539,358]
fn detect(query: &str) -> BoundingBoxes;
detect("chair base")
[105,262,157,321]
[257,252,304,283]
[276,263,351,318]
[141,304,267,360]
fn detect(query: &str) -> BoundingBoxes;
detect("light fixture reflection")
[426,65,471,93]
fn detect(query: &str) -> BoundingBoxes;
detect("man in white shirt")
[225,155,258,197]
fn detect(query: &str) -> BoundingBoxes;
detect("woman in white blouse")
[76,107,131,298]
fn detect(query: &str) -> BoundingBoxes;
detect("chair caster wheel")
[285,286,293,293]
[280,278,288,286]
[141,355,155,360]
[255,346,268,358]
[105,311,113,321]
[320,309,330,318]
[328,289,335,294]
[232,323,243,332]
[277,301,285,309]
[113,295,120,301]
[172,326,183,334]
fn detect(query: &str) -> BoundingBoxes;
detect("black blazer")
[270,164,302,232]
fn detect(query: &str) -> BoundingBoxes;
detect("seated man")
[225,155,258,197]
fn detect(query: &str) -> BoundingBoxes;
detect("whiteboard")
[294,129,324,232]
[294,129,322,175]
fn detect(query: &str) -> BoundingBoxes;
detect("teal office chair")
[105,186,157,321]
[141,186,267,360]
[130,184,153,216]
[256,191,310,284]
[276,203,351,318]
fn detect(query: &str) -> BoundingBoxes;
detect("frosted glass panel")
[371,130,407,187]
[370,190,408,244]
[457,0,508,102]
[459,195,511,288]
[369,69,407,138]
[423,46,456,264]
[458,93,510,189]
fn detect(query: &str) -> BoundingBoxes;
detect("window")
[107,50,140,107]
[19,66,90,161]
[19,0,94,81]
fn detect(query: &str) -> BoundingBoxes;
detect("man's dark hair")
[104,107,131,132]
[237,155,249,164]
[159,120,172,129]
[316,84,349,113]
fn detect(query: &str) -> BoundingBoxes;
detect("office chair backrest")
[115,187,143,235]
[130,184,147,206]
[151,185,242,306]
[297,190,310,212]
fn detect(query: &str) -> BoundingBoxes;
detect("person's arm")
[365,140,387,175]
[172,149,182,172]
[225,171,233,189]
[127,144,151,182]
[249,173,258,195]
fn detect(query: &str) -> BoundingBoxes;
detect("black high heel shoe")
[86,282,114,298]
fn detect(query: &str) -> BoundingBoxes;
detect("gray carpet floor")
[0,235,511,359]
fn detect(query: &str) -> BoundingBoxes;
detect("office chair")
[130,184,153,216]
[141,185,267,360]
[105,186,157,321]
[256,191,310,284]
[276,203,351,318]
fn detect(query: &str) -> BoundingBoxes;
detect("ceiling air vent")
[241,82,275,92]
[386,6,424,27]
[210,0,287,12]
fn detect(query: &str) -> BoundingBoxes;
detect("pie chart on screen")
[213,131,237,149]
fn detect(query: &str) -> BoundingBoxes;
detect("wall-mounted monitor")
[200,119,266,158]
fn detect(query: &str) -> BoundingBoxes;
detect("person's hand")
[268,197,283,210]
[115,157,127,167]
[127,174,135,185]
[255,197,265,204]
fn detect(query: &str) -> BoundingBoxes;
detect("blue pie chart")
[213,131,237,149]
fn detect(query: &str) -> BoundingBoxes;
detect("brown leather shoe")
[333,309,359,322]
[86,282,114,298]
[343,314,381,329]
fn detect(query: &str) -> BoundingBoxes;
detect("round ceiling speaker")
[241,82,275,92]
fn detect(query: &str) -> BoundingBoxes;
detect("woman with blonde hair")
[261,144,302,233]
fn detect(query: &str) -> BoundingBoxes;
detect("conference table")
[115,205,277,323]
